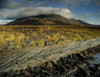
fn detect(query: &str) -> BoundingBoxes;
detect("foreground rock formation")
[0,44,100,77]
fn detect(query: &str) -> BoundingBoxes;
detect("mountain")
[7,14,90,25]
[71,19,91,25]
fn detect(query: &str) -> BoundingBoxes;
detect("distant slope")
[71,19,91,25]
[7,14,90,25]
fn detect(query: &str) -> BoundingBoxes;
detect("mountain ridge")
[7,14,90,25]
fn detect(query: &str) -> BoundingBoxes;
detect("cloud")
[0,0,20,9]
[0,0,48,9]
[79,13,92,19]
[97,14,100,17]
[95,0,100,5]
[53,0,86,3]
[52,0,100,5]
[0,20,13,25]
[0,0,99,9]
[0,0,33,9]
[0,0,9,8]
[84,14,92,17]
[0,7,75,20]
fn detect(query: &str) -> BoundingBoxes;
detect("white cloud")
[78,13,92,20]
[0,20,13,25]
[0,7,75,19]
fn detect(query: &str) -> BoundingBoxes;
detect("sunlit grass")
[0,25,100,51]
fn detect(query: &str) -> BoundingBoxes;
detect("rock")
[27,42,33,47]
[71,54,77,60]
[66,55,72,60]
[94,64,100,70]
[24,39,31,44]
[46,61,53,70]
[8,46,15,50]
[89,67,97,72]
[1,44,100,77]
[57,57,65,65]
[39,70,50,77]
[0,47,4,52]
[58,65,67,74]
[33,66,40,74]
[26,65,33,74]
[74,67,89,77]
[75,54,85,60]
[51,61,59,74]
[45,41,53,46]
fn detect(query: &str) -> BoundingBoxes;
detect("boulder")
[45,41,53,46]
[0,47,4,52]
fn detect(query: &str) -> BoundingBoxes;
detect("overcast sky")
[0,0,100,25]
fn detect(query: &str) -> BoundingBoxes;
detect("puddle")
[92,53,100,64]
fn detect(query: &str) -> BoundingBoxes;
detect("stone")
[45,41,53,46]
[0,47,4,52]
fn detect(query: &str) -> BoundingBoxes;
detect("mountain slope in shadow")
[7,14,90,25]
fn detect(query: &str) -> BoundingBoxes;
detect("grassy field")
[0,25,100,53]
[0,25,100,72]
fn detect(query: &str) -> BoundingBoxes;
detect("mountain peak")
[7,14,89,25]
[32,14,63,18]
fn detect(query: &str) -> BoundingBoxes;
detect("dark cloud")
[0,0,22,9]
[0,0,9,8]
[0,0,100,9]
[97,14,100,17]
[0,0,49,9]
[52,0,89,5]
[95,0,100,5]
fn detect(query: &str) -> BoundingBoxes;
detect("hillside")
[1,14,100,77]
[7,14,89,25]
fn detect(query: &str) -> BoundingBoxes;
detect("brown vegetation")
[0,25,100,49]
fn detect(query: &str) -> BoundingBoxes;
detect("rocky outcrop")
[0,45,100,77]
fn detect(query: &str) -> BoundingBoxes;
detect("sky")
[0,0,100,25]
